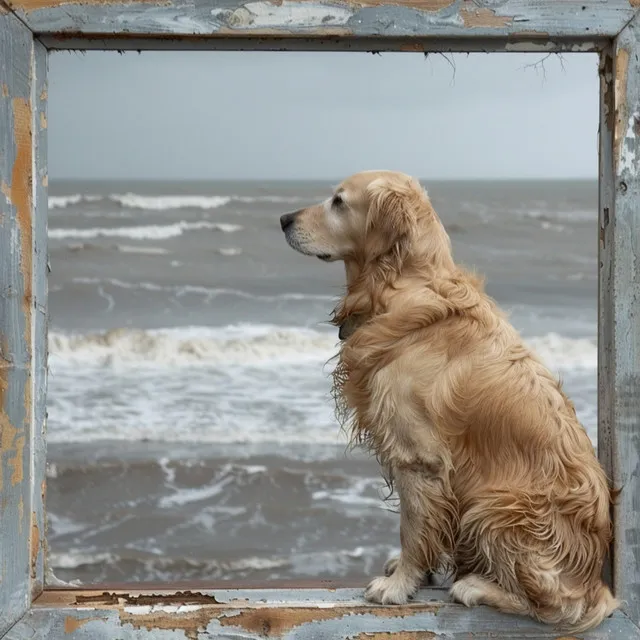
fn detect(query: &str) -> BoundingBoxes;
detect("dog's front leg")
[365,455,457,605]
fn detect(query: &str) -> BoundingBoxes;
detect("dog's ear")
[365,175,422,260]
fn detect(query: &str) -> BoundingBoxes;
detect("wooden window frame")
[1,1,640,637]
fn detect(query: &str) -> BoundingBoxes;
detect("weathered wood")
[1,1,639,639]
[0,10,47,637]
[601,10,640,627]
[5,587,637,639]
[598,44,616,594]
[30,38,48,602]
[5,0,640,45]
[40,33,607,53]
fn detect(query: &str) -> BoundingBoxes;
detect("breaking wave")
[48,193,309,211]
[48,220,242,241]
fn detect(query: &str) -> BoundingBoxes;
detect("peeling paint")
[615,47,630,172]
[30,516,40,578]
[1,83,8,97]
[64,616,107,633]
[460,6,511,28]
[123,604,204,614]
[618,111,640,174]
[39,87,47,100]
[0,180,10,201]
[349,633,437,640]
[221,1,353,29]
[119,608,214,639]
[13,0,168,11]
[0,404,18,493]
[600,49,615,134]
[218,605,441,636]
[8,96,33,490]
[42,174,48,187]
[6,0,639,39]
[75,590,221,607]
[39,111,47,129]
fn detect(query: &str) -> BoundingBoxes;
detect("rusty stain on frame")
[63,615,109,633]
[614,47,630,171]
[460,6,511,28]
[31,517,40,578]
[7,0,168,11]
[7,96,33,490]
[217,604,442,636]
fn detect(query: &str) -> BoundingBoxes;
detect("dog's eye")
[332,195,344,208]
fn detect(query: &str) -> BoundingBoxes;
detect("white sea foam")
[45,324,597,448]
[48,192,309,211]
[49,195,84,209]
[109,194,231,211]
[47,325,595,371]
[218,247,242,256]
[49,325,338,366]
[49,194,103,209]
[116,245,170,255]
[48,220,242,241]
[526,333,596,371]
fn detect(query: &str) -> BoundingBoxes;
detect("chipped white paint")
[619,111,640,175]
[123,604,204,615]
[114,12,214,34]
[219,1,352,29]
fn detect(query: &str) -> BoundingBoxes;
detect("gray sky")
[49,51,599,181]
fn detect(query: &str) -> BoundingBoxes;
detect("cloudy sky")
[48,51,599,181]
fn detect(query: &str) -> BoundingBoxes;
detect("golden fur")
[279,170,618,632]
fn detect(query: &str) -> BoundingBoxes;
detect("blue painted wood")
[605,10,640,627]
[7,588,640,638]
[7,0,640,42]
[0,9,46,636]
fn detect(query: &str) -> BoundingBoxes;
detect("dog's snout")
[280,211,299,232]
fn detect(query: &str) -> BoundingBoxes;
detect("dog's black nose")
[280,212,297,232]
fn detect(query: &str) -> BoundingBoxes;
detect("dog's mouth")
[283,232,334,262]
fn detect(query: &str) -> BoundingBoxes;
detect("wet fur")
[281,171,618,632]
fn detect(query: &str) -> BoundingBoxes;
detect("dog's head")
[280,170,431,265]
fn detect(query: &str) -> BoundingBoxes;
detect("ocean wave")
[48,193,309,211]
[48,220,242,241]
[524,209,596,223]
[48,325,595,372]
[47,543,396,579]
[70,277,336,303]
[109,194,231,211]
[49,325,339,366]
[49,194,101,209]
[526,333,596,371]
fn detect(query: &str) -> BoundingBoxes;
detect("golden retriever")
[279,170,618,632]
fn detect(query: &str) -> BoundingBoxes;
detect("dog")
[279,170,618,632]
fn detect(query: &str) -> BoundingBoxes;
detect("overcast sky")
[48,51,599,181]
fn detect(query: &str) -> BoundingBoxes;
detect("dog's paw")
[364,574,415,605]
[449,575,486,607]
[383,556,400,577]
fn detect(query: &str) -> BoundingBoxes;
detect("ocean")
[45,178,599,586]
